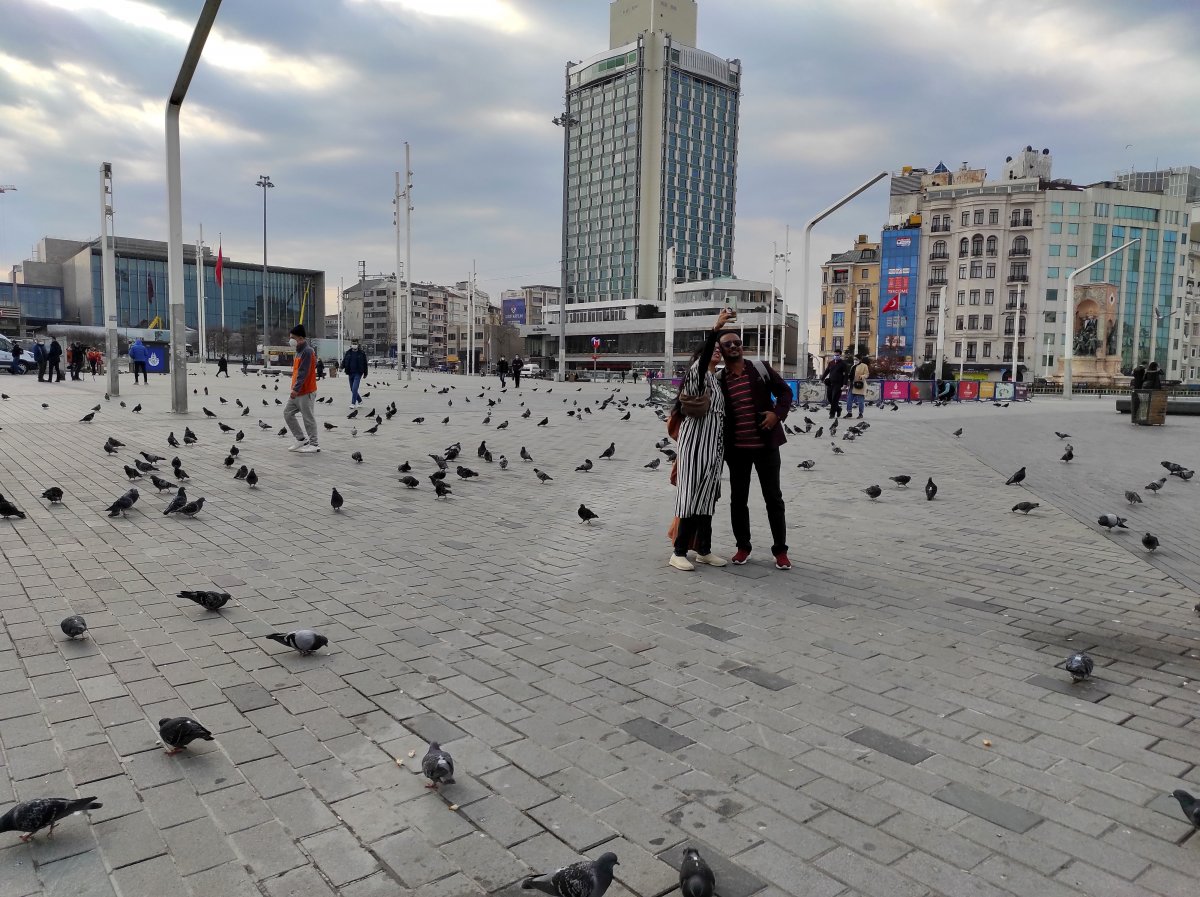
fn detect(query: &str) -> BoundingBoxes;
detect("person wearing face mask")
[341,339,367,407]
[284,325,321,453]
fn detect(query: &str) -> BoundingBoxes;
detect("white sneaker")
[668,554,695,571]
[287,440,307,452]
[694,553,727,567]
[298,444,321,453]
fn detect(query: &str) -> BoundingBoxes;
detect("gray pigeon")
[797,460,815,470]
[264,629,328,655]
[163,488,188,515]
[1173,789,1200,826]
[1141,532,1159,552]
[523,852,620,897]
[1097,514,1128,531]
[421,741,456,789]
[106,488,140,517]
[0,796,103,842]
[1124,490,1142,505]
[178,590,231,611]
[862,485,882,500]
[60,615,87,639]
[1011,502,1039,514]
[1065,651,1094,682]
[679,848,715,897]
[158,717,214,754]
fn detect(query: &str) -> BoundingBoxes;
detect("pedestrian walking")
[9,340,21,375]
[717,330,793,570]
[669,309,735,571]
[845,354,870,419]
[128,337,149,384]
[69,343,84,380]
[284,325,320,453]
[511,355,523,388]
[87,346,100,377]
[33,339,46,382]
[47,337,63,382]
[821,349,849,419]
[341,339,367,407]
[497,356,509,388]
[217,354,229,377]
[316,357,326,380]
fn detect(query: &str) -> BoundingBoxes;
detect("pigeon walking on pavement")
[1064,652,1094,682]
[60,615,88,639]
[925,478,937,501]
[178,590,231,611]
[1005,466,1026,486]
[523,853,620,897]
[0,797,103,842]
[1097,514,1128,532]
[105,488,139,517]
[1011,502,1039,514]
[264,629,328,656]
[1172,790,1200,826]
[421,742,456,789]
[1141,532,1159,552]
[578,504,599,524]
[679,848,716,897]
[158,717,214,755]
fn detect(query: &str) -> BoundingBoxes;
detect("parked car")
[522,363,542,378]
[0,334,36,374]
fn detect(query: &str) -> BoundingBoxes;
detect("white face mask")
[288,338,298,348]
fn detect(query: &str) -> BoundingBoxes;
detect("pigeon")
[1011,501,1039,514]
[537,417,549,426]
[888,475,911,487]
[620,411,631,421]
[797,460,815,470]
[60,615,88,639]
[224,455,236,468]
[535,468,553,484]
[331,488,344,512]
[178,590,231,611]
[522,853,620,897]
[1097,514,1127,531]
[434,480,452,499]
[1060,446,1074,463]
[831,444,844,455]
[234,428,245,440]
[179,497,205,517]
[421,741,456,789]
[430,454,448,470]
[41,487,66,505]
[497,420,509,430]
[258,420,271,429]
[521,447,533,462]
[0,796,103,842]
[398,461,412,473]
[455,466,479,479]
[123,464,143,480]
[1160,460,1182,473]
[412,417,424,424]
[499,456,509,470]
[351,451,363,463]
[105,488,139,517]
[163,488,188,515]
[1005,467,1026,486]
[323,422,337,431]
[1064,651,1094,682]
[925,477,937,501]
[1054,431,1071,439]
[168,432,181,447]
[1173,468,1194,481]
[1141,532,1159,552]
[158,717,214,755]
[347,408,359,420]
[645,458,661,470]
[131,404,142,414]
[813,427,823,439]
[218,422,234,433]
[599,443,615,460]
[400,475,419,489]
[1145,478,1167,494]
[1172,790,1200,826]
[578,504,599,524]
[861,485,882,500]
[952,428,962,438]
[575,460,593,472]
[430,470,447,483]
[478,441,488,458]
[174,466,190,481]
[103,442,119,455]
[1124,490,1142,504]
[79,411,95,423]
[246,469,258,488]
[661,448,677,461]
[264,629,328,655]
[679,848,716,897]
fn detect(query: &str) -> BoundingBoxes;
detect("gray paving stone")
[686,623,741,642]
[302,825,382,886]
[933,782,1043,833]
[620,717,695,753]
[374,828,458,888]
[846,727,935,766]
[726,666,794,691]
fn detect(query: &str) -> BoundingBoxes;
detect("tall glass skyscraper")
[562,0,740,313]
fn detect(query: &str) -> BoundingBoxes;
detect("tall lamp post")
[552,70,578,383]
[256,174,273,357]
[801,170,889,381]
[1063,237,1139,398]
[165,0,221,412]
[100,163,119,395]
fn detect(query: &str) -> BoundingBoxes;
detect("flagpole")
[197,225,206,366]
[218,233,224,335]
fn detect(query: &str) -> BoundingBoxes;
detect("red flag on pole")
[215,244,223,288]
[147,275,155,304]
[881,293,900,313]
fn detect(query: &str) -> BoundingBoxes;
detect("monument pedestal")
[1050,355,1126,387]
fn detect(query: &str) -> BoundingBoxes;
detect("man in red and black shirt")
[717,332,793,570]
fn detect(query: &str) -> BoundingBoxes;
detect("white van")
[0,334,36,374]
[521,363,542,378]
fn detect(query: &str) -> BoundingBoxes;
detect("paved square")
[1,368,1200,897]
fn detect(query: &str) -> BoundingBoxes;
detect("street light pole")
[165,0,221,412]
[779,225,790,373]
[1064,237,1139,399]
[404,142,413,380]
[552,63,578,383]
[933,286,947,395]
[801,170,889,381]
[256,174,273,357]
[100,163,119,396]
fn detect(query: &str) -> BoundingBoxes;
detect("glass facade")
[878,229,921,364]
[89,253,319,345]
[0,283,64,321]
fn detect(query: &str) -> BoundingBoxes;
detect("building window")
[986,264,996,278]
[1050,221,1062,234]
[924,341,934,358]
[983,314,993,329]
[1067,245,1078,257]
[832,311,844,327]
[932,240,947,259]
[970,262,983,278]
[961,211,970,226]
[955,315,964,330]
[968,315,978,330]
[931,266,947,284]
[966,341,977,360]
[1050,201,1064,216]
[834,289,845,304]
[969,290,981,305]
[858,289,870,307]
[1068,202,1081,216]
[1049,244,1061,256]
[982,342,991,358]
[974,209,984,225]
[1047,267,1059,279]
[954,341,962,358]
[1046,288,1057,302]
[1068,222,1080,235]
[1094,202,1109,217]
[985,290,995,305]
[989,209,999,225]
[959,265,967,279]
[956,290,965,306]
[959,238,969,258]
[971,234,984,256]
[986,235,997,256]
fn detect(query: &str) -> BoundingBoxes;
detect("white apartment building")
[890,148,1191,381]
[1184,215,1200,383]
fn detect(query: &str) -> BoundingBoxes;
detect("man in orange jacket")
[284,324,321,453]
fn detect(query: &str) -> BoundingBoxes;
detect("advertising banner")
[882,381,908,401]
[144,345,169,374]
[957,380,979,401]
[994,382,1015,401]
[978,381,996,401]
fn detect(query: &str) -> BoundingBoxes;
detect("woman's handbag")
[852,379,864,390]
[678,391,711,418]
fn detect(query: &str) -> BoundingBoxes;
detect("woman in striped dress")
[670,309,734,571]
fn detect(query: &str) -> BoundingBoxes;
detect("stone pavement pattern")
[0,368,1199,897]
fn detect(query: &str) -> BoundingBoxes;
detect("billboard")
[144,345,169,373]
[502,298,527,326]
[878,228,920,366]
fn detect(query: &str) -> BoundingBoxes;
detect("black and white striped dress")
[674,361,726,519]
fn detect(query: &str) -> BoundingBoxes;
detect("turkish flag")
[881,293,900,313]
[215,244,224,288]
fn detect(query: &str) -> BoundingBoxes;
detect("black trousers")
[673,515,712,557]
[825,384,842,417]
[133,361,147,383]
[727,445,787,555]
[37,360,46,381]
[48,360,62,381]
[512,372,521,388]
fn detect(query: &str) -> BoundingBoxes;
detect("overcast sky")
[2,0,1199,331]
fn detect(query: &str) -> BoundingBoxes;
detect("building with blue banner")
[878,227,920,370]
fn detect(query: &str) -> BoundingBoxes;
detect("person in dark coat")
[1143,361,1163,389]
[217,354,229,377]
[33,339,46,381]
[820,350,849,419]
[47,338,63,381]
[511,355,523,388]
[9,340,21,375]
[497,356,509,388]
[341,339,368,407]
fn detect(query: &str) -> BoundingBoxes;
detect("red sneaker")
[774,552,792,570]
[731,549,751,565]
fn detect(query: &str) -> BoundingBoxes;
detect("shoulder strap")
[750,359,771,382]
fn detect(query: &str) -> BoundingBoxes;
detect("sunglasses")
[719,339,742,348]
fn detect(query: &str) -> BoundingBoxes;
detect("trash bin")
[1132,389,1166,425]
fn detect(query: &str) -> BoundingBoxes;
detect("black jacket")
[47,340,62,362]
[718,359,792,450]
[822,357,848,390]
[497,358,509,374]
[342,348,368,376]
